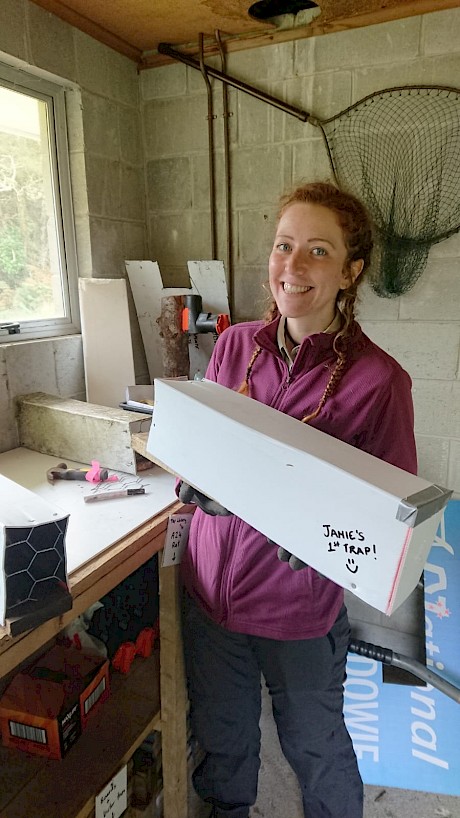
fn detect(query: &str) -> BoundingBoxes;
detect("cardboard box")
[0,474,72,635]
[0,643,110,759]
[147,378,451,615]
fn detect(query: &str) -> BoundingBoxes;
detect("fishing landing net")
[311,86,460,297]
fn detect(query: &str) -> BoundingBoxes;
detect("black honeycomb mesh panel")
[4,518,68,616]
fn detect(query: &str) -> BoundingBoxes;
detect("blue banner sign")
[344,499,460,795]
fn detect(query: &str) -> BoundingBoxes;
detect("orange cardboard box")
[0,643,110,759]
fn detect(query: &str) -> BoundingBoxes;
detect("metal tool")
[47,462,104,482]
[181,293,230,336]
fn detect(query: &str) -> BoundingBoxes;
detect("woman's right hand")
[178,481,232,516]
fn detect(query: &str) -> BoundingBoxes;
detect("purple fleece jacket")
[180,318,417,640]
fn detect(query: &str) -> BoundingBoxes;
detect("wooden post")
[158,295,190,377]
[159,563,188,818]
[155,297,189,816]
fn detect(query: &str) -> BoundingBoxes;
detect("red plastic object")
[112,642,136,674]
[181,307,189,332]
[135,622,160,657]
[216,313,231,334]
[135,628,155,658]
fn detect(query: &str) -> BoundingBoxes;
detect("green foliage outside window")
[0,94,58,322]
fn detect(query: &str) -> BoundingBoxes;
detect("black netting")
[317,86,460,297]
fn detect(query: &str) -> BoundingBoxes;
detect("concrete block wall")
[0,1,459,496]
[141,8,460,495]
[0,0,149,452]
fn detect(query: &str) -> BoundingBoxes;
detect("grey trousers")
[182,592,363,818]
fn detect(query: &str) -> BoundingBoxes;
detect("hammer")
[47,462,101,482]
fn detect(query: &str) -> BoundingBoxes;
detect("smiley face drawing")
[346,558,358,574]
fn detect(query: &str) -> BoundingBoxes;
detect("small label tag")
[162,513,193,566]
[95,765,127,818]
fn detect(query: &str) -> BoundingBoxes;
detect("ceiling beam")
[141,0,460,68]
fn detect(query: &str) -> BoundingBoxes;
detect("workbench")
[0,447,189,818]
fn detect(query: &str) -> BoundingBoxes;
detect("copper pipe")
[158,42,311,123]
[215,30,234,318]
[199,34,217,259]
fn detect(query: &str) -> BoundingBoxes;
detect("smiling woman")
[178,181,417,818]
[268,201,361,338]
[237,182,373,420]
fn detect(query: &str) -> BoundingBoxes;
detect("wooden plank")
[30,0,271,54]
[30,0,460,68]
[0,748,44,814]
[131,431,149,460]
[66,504,177,598]
[159,565,188,818]
[319,0,460,24]
[142,0,460,67]
[131,433,177,478]
[0,652,161,818]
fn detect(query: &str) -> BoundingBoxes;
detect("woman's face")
[268,202,361,333]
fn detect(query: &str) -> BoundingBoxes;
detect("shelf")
[0,503,178,680]
[0,651,161,818]
[0,448,188,818]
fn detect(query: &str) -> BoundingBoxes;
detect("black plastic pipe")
[350,638,460,704]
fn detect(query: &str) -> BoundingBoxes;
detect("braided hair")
[238,182,374,423]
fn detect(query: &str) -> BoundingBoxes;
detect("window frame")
[0,62,80,343]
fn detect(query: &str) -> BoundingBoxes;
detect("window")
[0,63,79,342]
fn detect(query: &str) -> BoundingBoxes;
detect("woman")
[179,182,417,818]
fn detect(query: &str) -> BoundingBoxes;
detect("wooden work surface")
[0,446,188,818]
[0,447,178,673]
[0,447,177,573]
